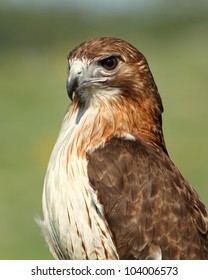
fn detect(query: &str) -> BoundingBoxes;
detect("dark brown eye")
[100,56,118,70]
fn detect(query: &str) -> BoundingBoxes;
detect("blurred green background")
[0,0,208,259]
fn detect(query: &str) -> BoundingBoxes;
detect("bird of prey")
[39,37,208,260]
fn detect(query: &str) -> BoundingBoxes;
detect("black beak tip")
[67,89,73,101]
[66,78,78,101]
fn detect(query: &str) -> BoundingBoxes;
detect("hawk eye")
[100,56,118,70]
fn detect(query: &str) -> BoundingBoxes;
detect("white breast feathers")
[39,105,119,260]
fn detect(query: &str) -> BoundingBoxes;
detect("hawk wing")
[87,137,208,260]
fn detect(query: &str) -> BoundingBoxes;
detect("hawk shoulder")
[87,137,208,259]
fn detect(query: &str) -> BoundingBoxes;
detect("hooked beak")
[66,61,108,100]
[66,61,83,100]
[66,76,79,100]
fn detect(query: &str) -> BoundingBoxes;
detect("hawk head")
[66,37,166,153]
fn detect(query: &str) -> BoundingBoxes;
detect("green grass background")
[0,2,208,259]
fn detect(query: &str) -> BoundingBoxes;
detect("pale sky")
[1,0,159,12]
[2,0,207,15]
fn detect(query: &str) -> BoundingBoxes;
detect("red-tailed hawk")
[39,37,208,260]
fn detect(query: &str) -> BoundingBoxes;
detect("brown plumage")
[87,138,208,259]
[39,37,208,259]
